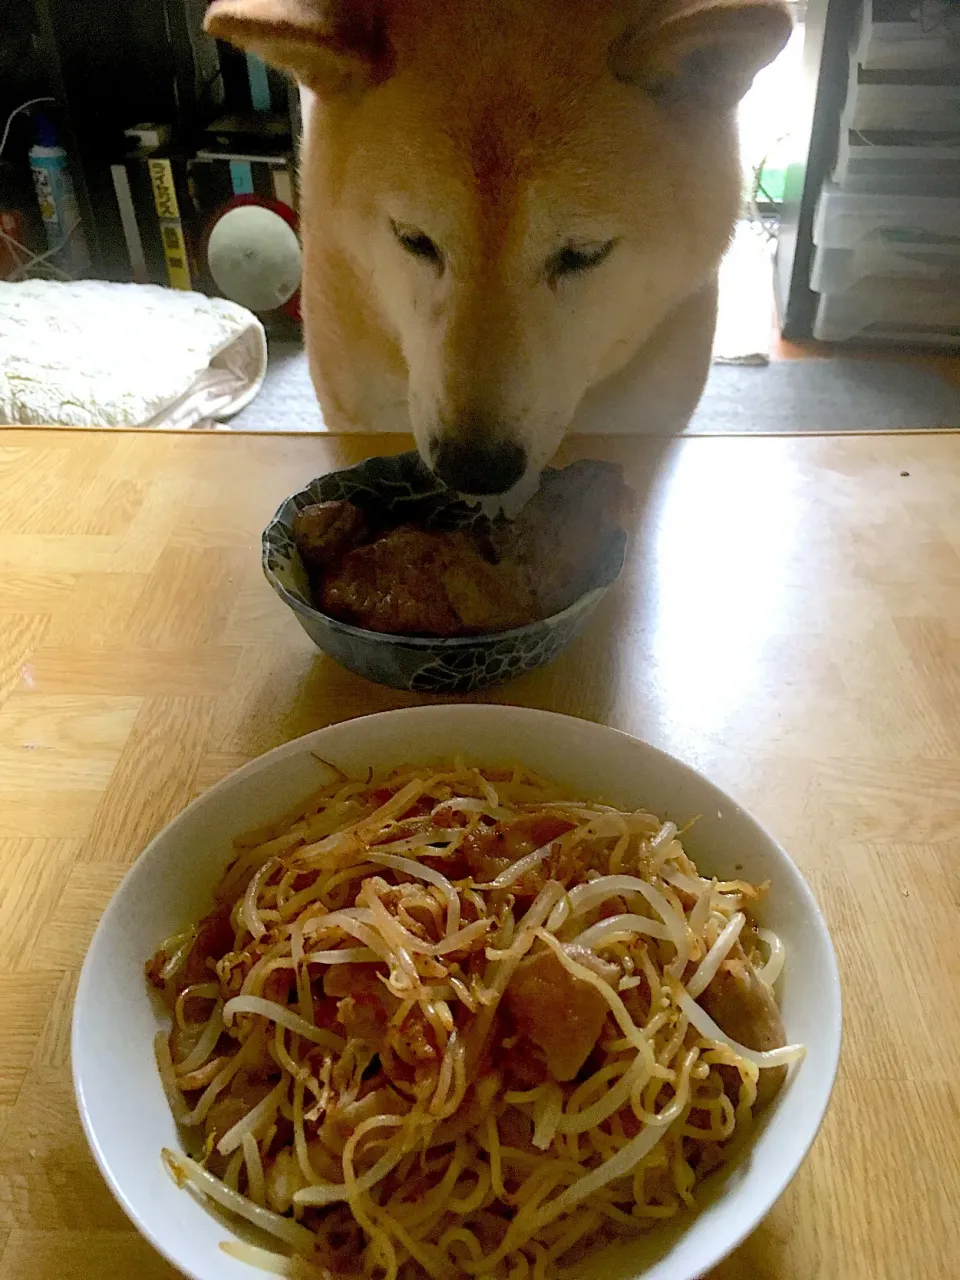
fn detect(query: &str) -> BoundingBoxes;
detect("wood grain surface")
[0,426,957,1280]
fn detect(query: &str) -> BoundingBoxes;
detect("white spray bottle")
[28,111,90,275]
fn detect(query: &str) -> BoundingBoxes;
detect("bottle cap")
[32,112,59,149]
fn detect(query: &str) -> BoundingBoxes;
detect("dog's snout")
[430,436,527,495]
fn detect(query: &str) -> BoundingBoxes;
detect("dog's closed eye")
[547,239,617,283]
[391,220,444,272]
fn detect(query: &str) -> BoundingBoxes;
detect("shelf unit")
[813,0,960,347]
[3,0,301,334]
[776,0,960,348]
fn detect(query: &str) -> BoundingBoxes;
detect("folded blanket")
[0,279,266,429]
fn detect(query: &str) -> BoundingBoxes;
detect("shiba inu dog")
[206,0,790,494]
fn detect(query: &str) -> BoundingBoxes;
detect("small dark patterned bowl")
[262,451,626,694]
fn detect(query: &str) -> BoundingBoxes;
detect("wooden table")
[0,426,957,1279]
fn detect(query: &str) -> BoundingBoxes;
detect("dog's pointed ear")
[204,0,393,95]
[609,0,791,111]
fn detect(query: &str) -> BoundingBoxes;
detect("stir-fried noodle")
[147,760,803,1279]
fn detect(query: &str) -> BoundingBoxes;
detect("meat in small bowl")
[262,453,630,693]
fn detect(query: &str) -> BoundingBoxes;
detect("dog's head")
[207,0,789,493]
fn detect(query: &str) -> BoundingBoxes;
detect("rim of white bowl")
[72,705,842,1280]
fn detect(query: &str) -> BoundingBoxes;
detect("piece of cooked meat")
[323,962,399,1052]
[698,940,787,1110]
[460,814,577,892]
[504,944,617,1081]
[146,901,235,1024]
[498,459,632,616]
[293,500,370,572]
[320,526,539,636]
[290,460,632,636]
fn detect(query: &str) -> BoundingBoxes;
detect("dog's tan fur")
[206,0,789,490]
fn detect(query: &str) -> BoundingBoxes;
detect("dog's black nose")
[430,438,527,495]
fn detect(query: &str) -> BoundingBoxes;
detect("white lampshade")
[207,204,301,313]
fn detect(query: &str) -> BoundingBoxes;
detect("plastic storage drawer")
[856,0,960,71]
[813,278,960,344]
[833,130,960,195]
[843,75,960,133]
[810,241,960,292]
[813,183,960,249]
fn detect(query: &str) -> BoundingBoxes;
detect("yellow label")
[148,158,180,222]
[148,158,192,290]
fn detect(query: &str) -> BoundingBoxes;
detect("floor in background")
[227,341,324,431]
[687,359,960,433]
[713,222,776,365]
[223,341,960,435]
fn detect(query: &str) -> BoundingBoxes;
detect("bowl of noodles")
[72,706,841,1280]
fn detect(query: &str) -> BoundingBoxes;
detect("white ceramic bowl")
[73,706,841,1280]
